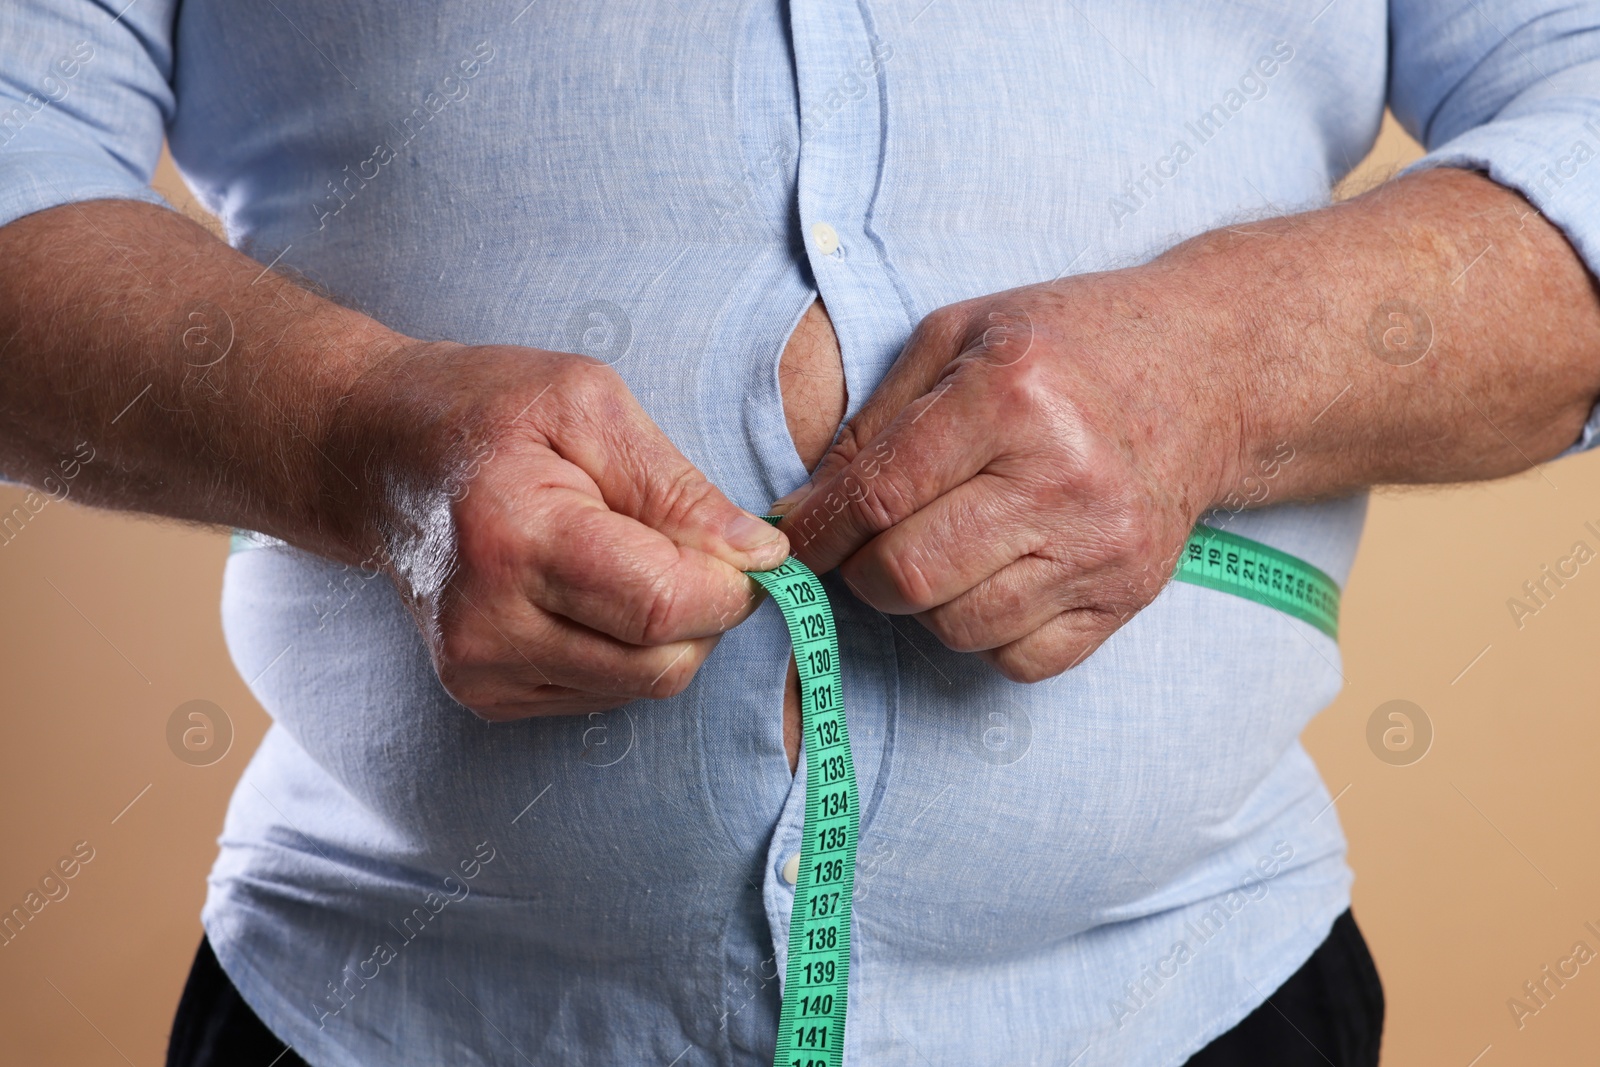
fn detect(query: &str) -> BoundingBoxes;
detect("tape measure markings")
[1173,525,1340,639]
[748,543,858,1067]
[225,515,1337,1067]
[747,518,1340,1066]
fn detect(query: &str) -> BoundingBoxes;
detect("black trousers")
[168,910,1382,1066]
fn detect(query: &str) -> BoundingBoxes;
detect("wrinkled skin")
[326,341,791,719]
[774,273,1242,682]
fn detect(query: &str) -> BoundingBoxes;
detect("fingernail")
[725,510,786,553]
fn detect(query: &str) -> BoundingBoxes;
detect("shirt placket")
[758,0,876,966]
[762,0,900,1019]
[787,0,910,416]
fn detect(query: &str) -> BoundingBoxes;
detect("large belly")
[221,540,797,956]
[220,493,1352,964]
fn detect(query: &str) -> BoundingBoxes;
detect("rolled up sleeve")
[1389,0,1600,455]
[0,0,178,229]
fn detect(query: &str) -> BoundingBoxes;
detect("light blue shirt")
[6,1,1600,1064]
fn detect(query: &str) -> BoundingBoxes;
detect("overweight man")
[4,1,1600,1065]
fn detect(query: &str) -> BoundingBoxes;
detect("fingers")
[405,348,795,719]
[467,689,631,721]
[846,304,1034,450]
[822,308,973,460]
[438,585,727,718]
[769,313,966,515]
[771,304,1031,502]
[778,362,1001,574]
[526,491,764,644]
[549,361,788,571]
[977,608,1118,683]
[763,299,1137,686]
[835,474,1039,614]
[913,555,1080,652]
[775,302,1041,574]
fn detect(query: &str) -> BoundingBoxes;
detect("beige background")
[4,118,1600,1065]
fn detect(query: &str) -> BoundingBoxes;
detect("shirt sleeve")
[0,0,180,229]
[1388,0,1600,456]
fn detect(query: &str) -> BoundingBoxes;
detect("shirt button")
[781,854,800,885]
[811,222,840,256]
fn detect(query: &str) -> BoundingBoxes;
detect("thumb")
[656,477,791,573]
[770,305,979,513]
[561,366,790,571]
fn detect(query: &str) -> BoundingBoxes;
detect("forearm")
[1148,167,1600,504]
[0,199,407,562]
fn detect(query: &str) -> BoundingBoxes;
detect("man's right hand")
[0,201,788,721]
[326,342,790,719]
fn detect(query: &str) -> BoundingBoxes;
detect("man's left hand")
[772,170,1600,683]
[773,270,1251,682]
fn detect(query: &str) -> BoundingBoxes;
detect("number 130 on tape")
[749,543,858,1067]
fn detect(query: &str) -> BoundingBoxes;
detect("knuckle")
[1090,505,1140,559]
[992,352,1052,414]
[871,545,938,613]
[432,646,467,697]
[980,308,1036,364]
[849,466,917,532]
[435,627,489,681]
[990,645,1064,684]
[915,304,963,347]
[650,465,718,534]
[1014,660,1063,684]
[921,607,986,654]
[436,663,485,708]
[1106,507,1160,569]
[916,304,953,332]
[462,701,519,723]
[645,645,704,699]
[434,655,465,693]
[551,355,623,414]
[988,614,1113,682]
[436,665,487,710]
[1062,494,1148,572]
[630,567,688,646]
[432,612,517,707]
[822,421,864,467]
[921,598,1004,655]
[554,351,614,388]
[546,356,591,401]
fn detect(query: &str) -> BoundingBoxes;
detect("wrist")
[302,326,459,569]
[1096,253,1268,522]
[1140,225,1313,517]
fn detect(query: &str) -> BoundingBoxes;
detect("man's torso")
[183,2,1379,1062]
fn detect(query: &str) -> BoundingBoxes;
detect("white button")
[781,853,800,885]
[811,222,840,256]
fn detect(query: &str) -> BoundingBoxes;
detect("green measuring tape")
[227,516,1337,1066]
[1175,525,1340,639]
[746,519,1338,1067]
[749,524,858,1067]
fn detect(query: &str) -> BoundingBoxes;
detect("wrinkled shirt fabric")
[5,1,1600,1064]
